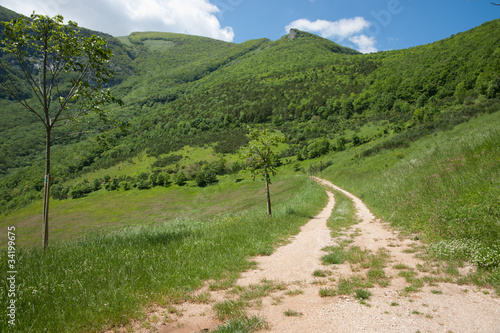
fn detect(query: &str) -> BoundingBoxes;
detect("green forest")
[1,7,498,213]
[0,5,499,332]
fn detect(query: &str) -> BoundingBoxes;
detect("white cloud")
[1,0,234,41]
[349,35,377,53]
[285,17,378,53]
[285,17,369,40]
[114,0,234,41]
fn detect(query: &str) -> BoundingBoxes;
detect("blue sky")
[1,0,498,53]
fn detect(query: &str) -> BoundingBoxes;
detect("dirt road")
[115,178,500,333]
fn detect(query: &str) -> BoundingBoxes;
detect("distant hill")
[0,3,499,212]
[0,5,19,23]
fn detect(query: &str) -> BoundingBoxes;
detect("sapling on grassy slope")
[245,127,286,216]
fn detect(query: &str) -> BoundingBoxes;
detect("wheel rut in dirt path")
[237,190,336,286]
[109,178,500,333]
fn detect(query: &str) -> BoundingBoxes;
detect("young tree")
[245,128,286,216]
[0,13,122,249]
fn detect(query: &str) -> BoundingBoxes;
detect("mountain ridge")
[0,4,499,214]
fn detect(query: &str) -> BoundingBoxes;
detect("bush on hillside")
[307,138,330,158]
[156,172,171,187]
[51,185,69,200]
[69,180,93,199]
[175,170,187,186]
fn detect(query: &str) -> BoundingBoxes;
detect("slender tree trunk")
[42,127,51,250]
[265,173,271,216]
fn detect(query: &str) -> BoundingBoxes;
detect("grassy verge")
[0,175,327,332]
[325,187,360,238]
[322,110,500,292]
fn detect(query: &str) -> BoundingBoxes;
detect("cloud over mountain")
[285,17,377,53]
[1,0,235,41]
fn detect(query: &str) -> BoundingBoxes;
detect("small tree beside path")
[245,127,286,216]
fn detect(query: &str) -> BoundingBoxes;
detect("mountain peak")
[283,28,359,55]
[288,28,299,40]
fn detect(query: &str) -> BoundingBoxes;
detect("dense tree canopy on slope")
[0,4,499,212]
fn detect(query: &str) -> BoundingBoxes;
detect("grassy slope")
[321,108,500,270]
[1,19,499,215]
[1,173,305,247]
[0,175,327,332]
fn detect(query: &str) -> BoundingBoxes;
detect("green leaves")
[245,127,286,181]
[0,11,120,128]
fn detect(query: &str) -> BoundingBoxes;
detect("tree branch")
[53,129,103,142]
[0,59,46,124]
[15,53,46,113]
[51,62,93,125]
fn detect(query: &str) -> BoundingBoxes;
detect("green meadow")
[0,175,327,332]
[1,174,307,247]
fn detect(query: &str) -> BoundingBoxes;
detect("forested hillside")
[1,7,499,332]
[0,5,499,213]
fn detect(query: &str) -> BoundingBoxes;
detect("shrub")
[69,181,93,199]
[148,173,158,187]
[204,169,217,184]
[307,138,330,158]
[136,179,151,190]
[211,157,227,175]
[486,76,500,99]
[119,181,130,191]
[175,170,187,186]
[335,136,346,151]
[51,185,69,200]
[136,172,149,181]
[105,178,119,191]
[195,169,218,187]
[230,161,244,174]
[195,171,207,187]
[156,172,171,186]
[92,178,102,191]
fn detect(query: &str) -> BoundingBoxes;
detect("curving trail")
[237,190,336,286]
[108,178,500,333]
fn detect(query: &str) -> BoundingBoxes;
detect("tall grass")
[324,112,500,291]
[323,110,500,285]
[357,127,500,263]
[0,176,326,332]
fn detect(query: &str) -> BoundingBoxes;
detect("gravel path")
[113,178,500,333]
